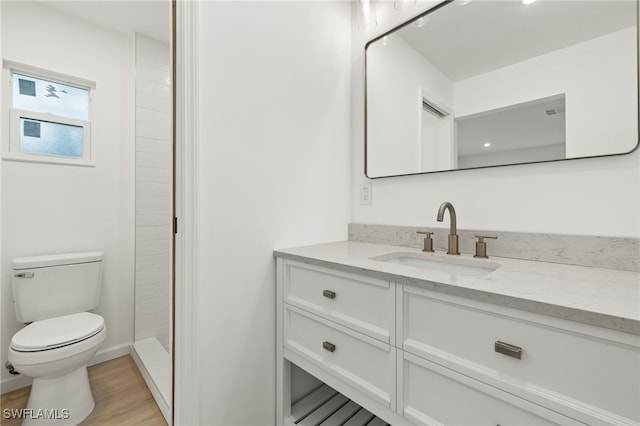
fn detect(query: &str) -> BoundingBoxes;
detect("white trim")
[276,257,292,425]
[3,60,96,90]
[174,1,200,425]
[1,373,32,394]
[91,342,132,365]
[1,343,130,394]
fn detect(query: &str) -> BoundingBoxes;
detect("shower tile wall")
[135,34,172,350]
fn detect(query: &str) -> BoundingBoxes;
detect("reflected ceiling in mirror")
[365,0,639,178]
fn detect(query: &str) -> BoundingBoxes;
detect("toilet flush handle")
[14,272,34,278]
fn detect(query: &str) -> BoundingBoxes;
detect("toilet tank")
[11,251,103,323]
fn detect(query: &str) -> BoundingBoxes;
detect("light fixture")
[394,0,416,12]
[522,0,537,4]
[358,0,378,32]
[454,0,472,5]
[381,35,394,46]
[411,16,431,28]
[483,142,491,148]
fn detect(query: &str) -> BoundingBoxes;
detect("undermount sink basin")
[372,252,500,278]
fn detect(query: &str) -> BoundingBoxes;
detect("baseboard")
[90,342,131,366]
[1,342,131,394]
[130,339,171,424]
[1,373,31,394]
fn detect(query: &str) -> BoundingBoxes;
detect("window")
[3,62,95,166]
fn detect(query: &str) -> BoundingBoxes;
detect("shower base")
[131,337,171,423]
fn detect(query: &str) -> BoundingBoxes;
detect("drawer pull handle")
[14,272,34,278]
[495,341,522,359]
[323,290,336,299]
[323,341,336,352]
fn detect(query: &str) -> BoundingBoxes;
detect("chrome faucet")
[437,202,460,255]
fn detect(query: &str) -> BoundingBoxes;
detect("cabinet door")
[402,285,640,424]
[399,351,584,426]
[284,305,396,409]
[285,260,395,344]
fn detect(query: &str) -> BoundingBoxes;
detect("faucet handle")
[416,230,434,252]
[474,234,497,258]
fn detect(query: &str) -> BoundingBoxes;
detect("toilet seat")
[11,312,104,352]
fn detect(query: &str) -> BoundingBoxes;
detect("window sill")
[2,152,96,167]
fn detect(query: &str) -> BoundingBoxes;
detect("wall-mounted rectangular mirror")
[365,0,639,178]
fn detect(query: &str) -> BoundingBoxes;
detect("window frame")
[3,61,96,167]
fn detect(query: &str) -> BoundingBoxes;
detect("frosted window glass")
[13,74,89,120]
[19,118,83,158]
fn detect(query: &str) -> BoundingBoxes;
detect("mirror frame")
[364,0,640,179]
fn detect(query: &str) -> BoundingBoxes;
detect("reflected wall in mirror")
[365,0,639,178]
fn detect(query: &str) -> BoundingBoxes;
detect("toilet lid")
[11,312,104,352]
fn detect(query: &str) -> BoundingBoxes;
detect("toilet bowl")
[8,252,105,425]
[8,312,106,426]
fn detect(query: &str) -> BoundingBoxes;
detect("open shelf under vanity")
[288,384,389,426]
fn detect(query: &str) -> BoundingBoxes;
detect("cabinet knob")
[494,341,522,360]
[322,341,336,352]
[323,290,336,299]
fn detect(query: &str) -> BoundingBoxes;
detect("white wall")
[195,1,351,423]
[352,0,639,238]
[134,34,171,350]
[0,0,3,392]
[0,0,3,394]
[455,27,637,158]
[367,35,453,176]
[1,2,135,388]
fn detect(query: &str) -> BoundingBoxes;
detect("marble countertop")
[274,241,640,335]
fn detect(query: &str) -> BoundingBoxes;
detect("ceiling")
[456,95,566,156]
[394,0,636,81]
[37,0,171,44]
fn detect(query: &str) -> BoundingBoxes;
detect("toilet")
[8,252,106,425]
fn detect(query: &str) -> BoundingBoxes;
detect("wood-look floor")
[0,355,167,426]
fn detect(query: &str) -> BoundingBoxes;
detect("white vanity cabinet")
[276,257,640,426]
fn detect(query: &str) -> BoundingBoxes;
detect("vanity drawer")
[402,286,640,423]
[284,305,396,409]
[284,260,394,344]
[400,351,583,426]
